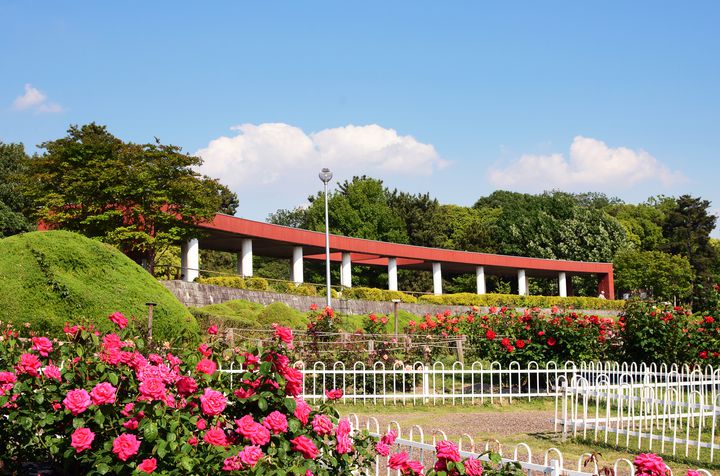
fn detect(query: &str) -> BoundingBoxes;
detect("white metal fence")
[349,416,713,476]
[222,360,720,406]
[555,368,720,463]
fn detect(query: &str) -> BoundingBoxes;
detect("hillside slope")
[0,231,197,341]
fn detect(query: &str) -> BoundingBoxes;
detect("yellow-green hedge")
[417,292,624,310]
[196,276,246,289]
[342,286,417,303]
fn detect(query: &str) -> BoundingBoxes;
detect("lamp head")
[318,168,333,183]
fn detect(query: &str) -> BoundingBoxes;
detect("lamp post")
[318,168,333,308]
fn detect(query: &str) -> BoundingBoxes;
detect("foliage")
[0,231,196,342]
[0,142,33,238]
[196,276,247,289]
[245,277,270,291]
[417,293,625,311]
[614,249,693,301]
[661,195,719,306]
[0,315,376,474]
[24,124,236,274]
[342,287,417,303]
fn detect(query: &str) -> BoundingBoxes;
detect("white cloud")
[12,84,63,113]
[196,123,447,197]
[488,136,684,190]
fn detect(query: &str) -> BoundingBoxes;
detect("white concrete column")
[237,238,253,277]
[518,269,528,296]
[291,246,304,284]
[558,272,567,298]
[181,238,199,282]
[341,252,352,288]
[476,266,486,295]
[432,262,442,295]
[388,257,398,291]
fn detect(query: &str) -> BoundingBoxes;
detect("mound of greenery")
[0,231,197,341]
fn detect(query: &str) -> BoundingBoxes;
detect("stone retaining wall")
[161,280,620,317]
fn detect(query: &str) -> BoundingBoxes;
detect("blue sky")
[2,1,719,230]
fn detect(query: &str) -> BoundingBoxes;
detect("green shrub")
[245,276,270,291]
[417,292,624,310]
[272,281,318,296]
[196,276,246,289]
[256,301,307,328]
[382,290,417,303]
[319,287,340,299]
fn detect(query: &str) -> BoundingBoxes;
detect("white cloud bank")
[12,84,63,113]
[196,123,447,192]
[488,136,684,190]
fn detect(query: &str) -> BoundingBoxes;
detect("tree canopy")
[24,123,237,274]
[0,142,33,238]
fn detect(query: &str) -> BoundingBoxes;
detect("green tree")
[0,142,33,237]
[25,123,231,274]
[604,202,666,251]
[661,195,718,305]
[304,176,408,243]
[614,249,694,302]
[267,206,308,228]
[386,190,441,247]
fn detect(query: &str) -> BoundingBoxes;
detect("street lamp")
[318,168,333,308]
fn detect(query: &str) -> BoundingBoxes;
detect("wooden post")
[456,336,464,364]
[392,299,400,337]
[368,339,375,353]
[226,327,235,347]
[145,302,157,345]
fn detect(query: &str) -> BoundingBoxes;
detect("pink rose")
[112,433,140,461]
[291,435,319,459]
[381,429,397,446]
[176,376,198,397]
[465,457,484,476]
[239,445,264,467]
[71,427,95,453]
[634,453,669,476]
[195,358,217,375]
[312,414,334,436]
[294,397,311,425]
[0,372,17,384]
[263,411,289,434]
[31,337,54,357]
[138,457,157,473]
[405,460,424,475]
[139,378,167,401]
[208,325,218,335]
[281,366,303,396]
[90,382,117,405]
[188,435,198,446]
[196,418,207,430]
[325,388,343,400]
[436,440,460,462]
[42,364,62,382]
[203,427,228,447]
[336,418,353,454]
[389,452,409,469]
[200,388,227,416]
[63,389,91,415]
[272,324,293,345]
[109,311,128,329]
[235,415,271,446]
[16,353,42,377]
[375,441,390,456]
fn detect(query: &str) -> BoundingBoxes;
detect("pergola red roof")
[198,214,614,284]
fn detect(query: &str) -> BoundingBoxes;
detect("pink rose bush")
[0,315,375,474]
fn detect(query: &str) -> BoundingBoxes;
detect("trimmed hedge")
[196,276,246,288]
[417,292,624,310]
[342,286,417,303]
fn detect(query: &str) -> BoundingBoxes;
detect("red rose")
[238,445,264,467]
[138,458,157,473]
[90,382,117,405]
[547,337,557,346]
[112,433,140,461]
[208,325,218,335]
[63,389,91,415]
[515,339,526,349]
[263,410,288,434]
[71,427,95,453]
[272,324,294,345]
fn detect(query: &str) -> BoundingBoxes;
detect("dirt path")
[346,409,556,437]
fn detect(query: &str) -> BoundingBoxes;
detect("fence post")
[550,458,562,476]
[456,337,464,364]
[561,383,569,442]
[226,327,235,347]
[423,365,430,403]
[368,340,374,354]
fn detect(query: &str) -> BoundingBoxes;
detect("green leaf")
[258,397,268,412]
[144,422,158,443]
[96,463,110,474]
[108,373,118,386]
[94,408,105,426]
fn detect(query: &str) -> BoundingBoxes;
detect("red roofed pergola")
[180,213,614,299]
